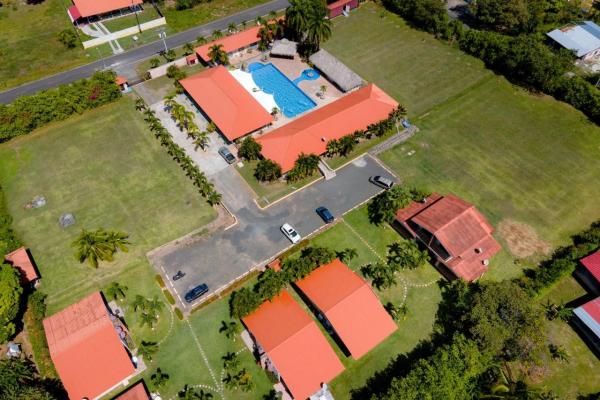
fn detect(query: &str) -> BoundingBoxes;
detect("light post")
[158,31,168,53]
[133,0,142,34]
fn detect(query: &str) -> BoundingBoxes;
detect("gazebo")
[270,39,297,59]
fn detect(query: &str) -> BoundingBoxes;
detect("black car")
[316,206,334,223]
[369,175,394,189]
[184,283,209,303]
[218,146,236,164]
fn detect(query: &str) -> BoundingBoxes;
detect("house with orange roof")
[295,259,397,359]
[43,291,140,400]
[4,247,40,287]
[395,193,501,281]
[242,290,344,399]
[256,83,398,172]
[114,381,151,400]
[67,0,143,24]
[180,66,273,142]
[195,26,262,64]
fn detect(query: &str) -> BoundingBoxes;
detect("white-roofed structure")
[309,49,363,92]
[547,21,600,61]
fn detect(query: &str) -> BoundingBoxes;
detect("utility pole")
[158,31,168,53]
[133,0,142,34]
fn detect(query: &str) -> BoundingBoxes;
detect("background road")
[0,0,289,104]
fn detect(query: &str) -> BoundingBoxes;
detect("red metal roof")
[242,290,344,399]
[195,26,261,62]
[257,84,398,172]
[43,292,136,400]
[4,247,39,283]
[180,66,273,141]
[67,5,82,21]
[115,382,150,400]
[327,0,354,9]
[296,260,397,359]
[582,297,600,324]
[581,251,600,283]
[396,193,501,281]
[72,0,142,18]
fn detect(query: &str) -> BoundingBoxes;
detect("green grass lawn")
[323,4,490,118]
[0,96,216,313]
[101,7,162,33]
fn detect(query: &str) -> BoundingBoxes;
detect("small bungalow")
[43,291,140,400]
[195,26,261,64]
[270,39,297,59]
[68,0,143,25]
[577,250,600,295]
[309,49,363,92]
[573,297,600,355]
[546,21,600,62]
[113,381,151,400]
[327,0,359,18]
[295,259,397,359]
[4,247,40,288]
[242,290,344,399]
[395,193,501,281]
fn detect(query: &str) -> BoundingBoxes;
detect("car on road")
[316,206,334,223]
[280,223,301,244]
[184,283,209,303]
[218,146,236,164]
[369,175,394,189]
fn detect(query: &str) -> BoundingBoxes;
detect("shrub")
[24,291,57,378]
[155,274,166,288]
[162,289,175,305]
[0,184,21,256]
[149,57,161,68]
[57,29,78,49]
[367,185,430,225]
[238,136,262,161]
[0,264,23,343]
[174,308,184,320]
[254,159,282,182]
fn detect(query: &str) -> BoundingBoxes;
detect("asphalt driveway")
[154,155,396,310]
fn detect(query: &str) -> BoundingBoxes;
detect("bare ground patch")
[498,219,551,259]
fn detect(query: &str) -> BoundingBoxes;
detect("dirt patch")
[498,219,551,259]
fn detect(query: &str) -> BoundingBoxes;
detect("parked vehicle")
[218,146,236,164]
[184,283,209,303]
[173,270,186,281]
[369,175,394,189]
[280,223,301,244]
[316,206,334,223]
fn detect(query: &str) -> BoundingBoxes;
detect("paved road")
[154,155,395,310]
[0,0,289,104]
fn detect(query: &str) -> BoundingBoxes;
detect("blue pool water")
[248,62,316,118]
[293,68,320,84]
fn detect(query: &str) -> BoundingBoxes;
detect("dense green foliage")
[229,247,336,318]
[367,185,430,225]
[57,28,78,49]
[0,185,21,257]
[24,291,57,378]
[72,228,131,268]
[254,159,282,182]
[285,0,332,53]
[238,136,262,161]
[381,0,600,124]
[387,240,430,270]
[287,153,320,182]
[0,71,121,142]
[0,263,22,343]
[0,357,64,399]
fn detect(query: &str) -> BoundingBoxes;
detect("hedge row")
[381,0,600,125]
[23,291,58,379]
[0,184,21,257]
[0,71,122,142]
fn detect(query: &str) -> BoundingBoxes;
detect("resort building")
[296,259,397,359]
[67,0,143,24]
[578,250,600,294]
[43,291,139,400]
[395,193,501,281]
[242,290,344,399]
[180,66,273,142]
[573,297,600,355]
[309,49,363,92]
[4,247,40,287]
[547,21,600,61]
[256,83,398,172]
[195,26,262,64]
[114,381,151,400]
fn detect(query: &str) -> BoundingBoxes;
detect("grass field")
[0,96,216,313]
[101,7,162,33]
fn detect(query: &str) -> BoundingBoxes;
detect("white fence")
[82,17,166,49]
[147,57,190,79]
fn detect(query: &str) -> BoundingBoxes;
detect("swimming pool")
[248,62,316,118]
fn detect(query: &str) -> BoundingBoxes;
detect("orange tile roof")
[43,292,136,400]
[396,193,501,281]
[72,0,142,18]
[4,247,39,283]
[115,382,150,400]
[296,260,397,359]
[242,290,344,399]
[116,76,128,86]
[195,26,261,62]
[256,84,398,172]
[180,66,273,141]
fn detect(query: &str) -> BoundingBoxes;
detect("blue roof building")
[547,21,600,60]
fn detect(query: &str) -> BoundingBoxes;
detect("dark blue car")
[185,283,209,303]
[316,206,334,223]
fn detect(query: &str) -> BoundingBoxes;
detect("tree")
[140,311,158,329]
[132,294,147,312]
[469,0,536,34]
[222,351,240,371]
[135,97,147,111]
[208,44,229,65]
[229,287,262,318]
[336,247,358,263]
[228,22,237,34]
[212,30,224,40]
[384,301,407,321]
[254,159,282,182]
[286,0,310,40]
[193,131,209,150]
[151,368,170,388]
[219,320,241,341]
[386,240,430,271]
[105,281,128,302]
[147,295,164,317]
[360,262,397,290]
[548,343,569,363]
[179,385,213,399]
[338,134,357,157]
[326,139,341,157]
[165,49,177,62]
[238,136,262,161]
[223,368,253,392]
[304,3,331,51]
[0,358,62,399]
[150,57,161,68]
[72,228,130,268]
[138,340,158,361]
[0,264,22,343]
[57,29,78,49]
[367,186,429,225]
[183,42,195,55]
[287,153,320,182]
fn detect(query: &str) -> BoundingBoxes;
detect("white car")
[280,223,301,244]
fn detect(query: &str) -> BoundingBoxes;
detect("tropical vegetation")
[254,159,282,182]
[287,153,320,182]
[0,263,23,343]
[238,136,262,161]
[285,0,332,53]
[367,185,430,225]
[208,44,229,65]
[0,357,65,399]
[72,228,131,268]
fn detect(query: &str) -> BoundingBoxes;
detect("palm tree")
[208,44,228,65]
[151,368,169,388]
[227,22,237,34]
[179,385,213,399]
[137,340,158,361]
[72,228,115,268]
[140,311,158,329]
[147,295,164,317]
[219,320,240,340]
[164,94,177,110]
[211,29,223,40]
[132,294,148,312]
[105,282,128,302]
[222,351,240,371]
[305,6,331,51]
[193,131,209,150]
[183,42,195,55]
[285,0,309,40]
[336,248,358,263]
[106,230,131,253]
[196,36,207,45]
[135,98,146,111]
[268,10,277,21]
[207,191,222,206]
